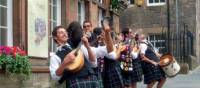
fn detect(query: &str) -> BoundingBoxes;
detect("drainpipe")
[176,0,180,58]
[167,0,170,52]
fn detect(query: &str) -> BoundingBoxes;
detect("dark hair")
[93,27,103,36]
[83,20,92,27]
[67,21,83,48]
[52,25,65,44]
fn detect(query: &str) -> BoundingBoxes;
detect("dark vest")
[56,45,96,84]
[141,42,159,62]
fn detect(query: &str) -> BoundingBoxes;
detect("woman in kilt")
[90,27,124,88]
[119,28,143,88]
[138,34,166,88]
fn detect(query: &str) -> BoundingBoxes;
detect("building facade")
[120,0,200,70]
[0,0,121,87]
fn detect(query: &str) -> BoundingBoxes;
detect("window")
[127,0,135,5]
[49,0,61,52]
[147,0,166,6]
[78,0,85,25]
[98,9,103,27]
[98,0,103,4]
[98,8,105,27]
[0,0,13,46]
[148,34,166,53]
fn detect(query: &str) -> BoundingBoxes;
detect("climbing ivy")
[111,0,120,9]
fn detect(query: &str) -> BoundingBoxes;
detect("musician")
[82,20,96,44]
[49,25,98,87]
[119,28,143,88]
[49,21,116,88]
[138,34,166,88]
[90,27,125,88]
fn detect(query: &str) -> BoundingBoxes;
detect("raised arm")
[102,18,114,53]
[81,35,96,63]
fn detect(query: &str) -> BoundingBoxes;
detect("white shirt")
[139,39,158,55]
[131,51,139,59]
[49,43,116,81]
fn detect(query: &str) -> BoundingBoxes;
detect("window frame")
[147,33,166,52]
[0,0,13,46]
[78,0,85,25]
[49,0,61,52]
[127,0,135,5]
[147,0,166,6]
[98,8,103,27]
[98,0,103,4]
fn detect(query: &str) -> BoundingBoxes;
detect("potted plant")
[0,46,31,81]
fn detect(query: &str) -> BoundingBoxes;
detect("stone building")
[0,0,121,87]
[120,0,200,70]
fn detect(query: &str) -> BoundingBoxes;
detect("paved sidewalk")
[137,66,200,88]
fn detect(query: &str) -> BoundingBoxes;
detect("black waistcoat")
[141,42,159,62]
[56,45,95,84]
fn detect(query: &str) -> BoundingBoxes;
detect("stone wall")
[113,14,120,33]
[120,5,167,32]
[120,0,200,69]
[89,2,99,30]
[0,73,50,88]
[120,0,196,33]
[196,0,200,63]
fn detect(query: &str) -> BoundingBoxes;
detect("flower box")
[0,46,31,80]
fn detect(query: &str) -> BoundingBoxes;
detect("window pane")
[130,0,134,4]
[53,6,57,20]
[78,2,81,22]
[149,35,154,40]
[53,22,57,28]
[0,0,7,6]
[156,42,161,47]
[155,0,159,3]
[160,0,165,2]
[0,7,7,26]
[98,0,102,3]
[53,0,57,5]
[149,0,154,3]
[0,28,7,45]
[155,35,160,40]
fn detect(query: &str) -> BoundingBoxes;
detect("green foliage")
[6,54,31,80]
[111,0,120,9]
[0,46,32,81]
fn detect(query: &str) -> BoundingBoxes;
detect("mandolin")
[65,42,84,73]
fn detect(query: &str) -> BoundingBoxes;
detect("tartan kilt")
[94,69,104,88]
[122,59,143,86]
[141,61,166,84]
[67,75,103,88]
[103,61,124,88]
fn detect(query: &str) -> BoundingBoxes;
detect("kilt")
[93,68,104,88]
[103,60,124,88]
[141,61,166,84]
[67,75,103,88]
[122,59,143,86]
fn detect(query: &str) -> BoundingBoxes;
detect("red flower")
[19,51,26,56]
[3,46,12,55]
[0,46,27,59]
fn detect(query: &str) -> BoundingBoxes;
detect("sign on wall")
[28,0,48,58]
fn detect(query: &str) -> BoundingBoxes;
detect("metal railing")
[162,23,194,69]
